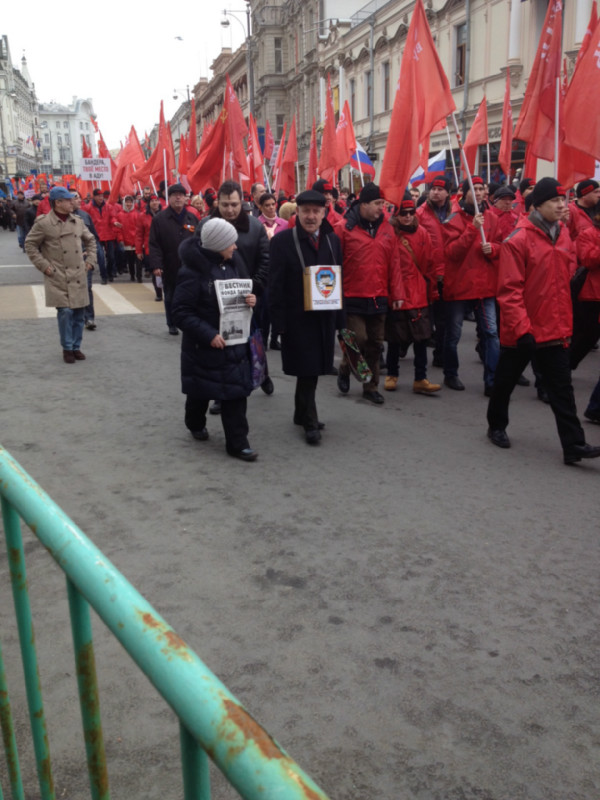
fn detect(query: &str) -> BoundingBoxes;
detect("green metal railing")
[0,446,331,800]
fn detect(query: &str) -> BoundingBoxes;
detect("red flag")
[109,125,146,202]
[513,0,562,162]
[264,120,274,162]
[498,72,514,179]
[133,102,176,188]
[574,1,598,73]
[335,100,357,171]
[318,74,337,182]
[81,135,92,159]
[188,98,197,161]
[97,130,118,191]
[307,117,318,189]
[523,145,538,183]
[271,122,287,195]
[90,115,99,133]
[462,96,488,175]
[247,114,264,184]
[187,111,227,194]
[223,75,249,180]
[278,115,298,197]
[178,134,189,178]
[380,0,456,206]
[561,9,600,172]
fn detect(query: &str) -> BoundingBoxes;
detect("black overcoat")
[173,239,253,400]
[148,206,198,290]
[268,219,344,377]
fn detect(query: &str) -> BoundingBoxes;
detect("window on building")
[85,122,89,130]
[80,121,83,130]
[274,37,283,73]
[350,78,356,120]
[55,121,60,129]
[276,114,285,141]
[63,121,68,129]
[455,23,467,87]
[42,148,50,160]
[366,70,373,118]
[65,134,70,145]
[57,134,62,145]
[383,62,390,110]
[44,133,49,144]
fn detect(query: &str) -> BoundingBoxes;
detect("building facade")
[0,36,41,181]
[38,98,97,177]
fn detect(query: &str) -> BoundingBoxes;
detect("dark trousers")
[163,285,174,328]
[570,300,600,370]
[386,340,428,380]
[487,345,585,452]
[123,250,139,281]
[294,376,319,430]
[432,298,446,363]
[339,313,386,391]
[185,395,249,453]
[84,268,94,323]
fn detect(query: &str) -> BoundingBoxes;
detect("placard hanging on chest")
[303,264,343,311]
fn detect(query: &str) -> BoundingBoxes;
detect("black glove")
[517,332,536,355]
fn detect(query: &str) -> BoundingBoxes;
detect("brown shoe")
[413,378,441,395]
[72,350,86,361]
[63,350,76,364]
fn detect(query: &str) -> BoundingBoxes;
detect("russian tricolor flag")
[410,149,447,186]
[350,140,376,178]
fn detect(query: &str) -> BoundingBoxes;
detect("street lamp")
[173,85,191,102]
[220,4,254,116]
[0,91,17,182]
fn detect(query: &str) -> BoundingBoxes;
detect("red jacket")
[113,209,138,246]
[335,209,404,303]
[392,222,435,310]
[442,207,501,301]
[135,210,156,256]
[84,200,115,242]
[490,205,519,241]
[416,201,450,297]
[568,200,596,240]
[575,225,600,301]
[497,217,576,346]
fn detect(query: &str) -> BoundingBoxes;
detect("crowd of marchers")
[19,172,600,465]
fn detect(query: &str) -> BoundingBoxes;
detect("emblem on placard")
[315,267,336,298]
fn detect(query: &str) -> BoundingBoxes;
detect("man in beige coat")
[25,187,97,363]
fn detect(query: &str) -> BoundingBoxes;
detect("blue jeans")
[16,224,26,249]
[56,307,85,351]
[96,242,107,282]
[586,376,600,416]
[444,298,499,387]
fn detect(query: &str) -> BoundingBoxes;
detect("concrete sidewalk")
[0,281,599,799]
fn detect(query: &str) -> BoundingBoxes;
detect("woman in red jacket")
[384,195,441,395]
[135,195,162,300]
[571,214,600,369]
[114,196,139,281]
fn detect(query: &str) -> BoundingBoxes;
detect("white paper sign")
[81,158,112,181]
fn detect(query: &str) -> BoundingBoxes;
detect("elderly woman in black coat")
[173,218,258,462]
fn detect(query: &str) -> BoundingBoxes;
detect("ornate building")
[38,98,97,177]
[0,36,41,180]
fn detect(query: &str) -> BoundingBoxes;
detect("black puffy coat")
[196,210,269,294]
[173,239,253,400]
[269,218,344,377]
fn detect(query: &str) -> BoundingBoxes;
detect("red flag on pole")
[188,98,197,161]
[264,120,274,162]
[247,114,264,184]
[109,125,146,202]
[178,134,189,178]
[462,96,488,175]
[307,117,318,189]
[513,0,563,162]
[498,72,514,179]
[187,112,227,193]
[380,0,456,206]
[134,102,176,187]
[278,115,298,197]
[562,11,600,168]
[318,75,338,182]
[271,123,287,195]
[335,100,357,171]
[224,75,249,179]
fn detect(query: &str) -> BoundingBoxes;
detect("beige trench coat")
[25,211,97,308]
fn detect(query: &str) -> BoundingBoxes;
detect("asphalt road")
[1,227,599,800]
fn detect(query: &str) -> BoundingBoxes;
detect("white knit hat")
[201,218,238,252]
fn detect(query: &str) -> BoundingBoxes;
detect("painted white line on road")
[93,284,142,314]
[30,285,56,318]
[0,264,34,269]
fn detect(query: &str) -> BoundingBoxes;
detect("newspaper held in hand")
[215,279,254,345]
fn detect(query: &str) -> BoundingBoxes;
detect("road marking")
[0,282,164,320]
[31,285,56,318]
